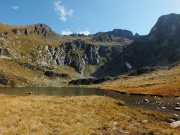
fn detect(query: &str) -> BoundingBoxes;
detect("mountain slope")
[0,23,133,86]
[93,13,180,77]
[93,62,180,96]
[1,13,180,87]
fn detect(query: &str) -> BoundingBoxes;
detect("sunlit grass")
[97,65,180,96]
[0,95,178,134]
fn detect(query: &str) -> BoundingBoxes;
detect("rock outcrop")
[92,29,136,42]
[12,23,57,37]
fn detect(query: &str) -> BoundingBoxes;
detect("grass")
[55,66,80,79]
[89,65,180,96]
[0,94,178,135]
[0,59,71,87]
[83,65,96,77]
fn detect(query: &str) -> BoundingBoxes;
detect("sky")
[0,0,180,35]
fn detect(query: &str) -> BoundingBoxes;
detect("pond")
[0,87,179,115]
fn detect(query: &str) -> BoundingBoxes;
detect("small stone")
[161,106,166,109]
[174,107,180,110]
[175,103,180,107]
[172,114,179,118]
[143,99,149,103]
[28,92,33,95]
[113,122,118,125]
[142,120,148,123]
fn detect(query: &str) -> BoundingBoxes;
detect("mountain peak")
[32,23,56,37]
[148,13,180,41]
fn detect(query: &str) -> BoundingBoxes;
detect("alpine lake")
[0,87,179,115]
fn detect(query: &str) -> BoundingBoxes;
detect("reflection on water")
[0,87,179,115]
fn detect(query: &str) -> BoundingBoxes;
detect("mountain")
[92,13,180,77]
[0,13,180,87]
[148,13,180,42]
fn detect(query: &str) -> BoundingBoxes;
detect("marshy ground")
[0,94,179,135]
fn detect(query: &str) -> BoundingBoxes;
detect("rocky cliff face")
[47,40,126,74]
[0,27,127,76]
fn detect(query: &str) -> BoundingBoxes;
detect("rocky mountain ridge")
[93,13,180,77]
[0,13,180,87]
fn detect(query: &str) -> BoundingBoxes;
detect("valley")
[0,13,180,134]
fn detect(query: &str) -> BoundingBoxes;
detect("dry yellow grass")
[93,65,180,96]
[0,94,179,135]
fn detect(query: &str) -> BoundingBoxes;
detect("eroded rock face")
[47,40,123,74]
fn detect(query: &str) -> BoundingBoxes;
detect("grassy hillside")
[0,23,83,87]
[90,63,180,96]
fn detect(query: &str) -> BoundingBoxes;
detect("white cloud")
[61,29,73,35]
[54,0,74,22]
[78,30,90,35]
[12,6,19,10]
[61,28,91,36]
[77,28,91,35]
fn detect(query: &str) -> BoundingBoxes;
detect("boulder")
[24,29,31,35]
[12,29,21,35]
[0,75,8,85]
[170,121,180,128]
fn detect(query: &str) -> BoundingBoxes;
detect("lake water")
[0,87,179,115]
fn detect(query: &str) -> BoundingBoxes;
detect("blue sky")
[0,0,180,35]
